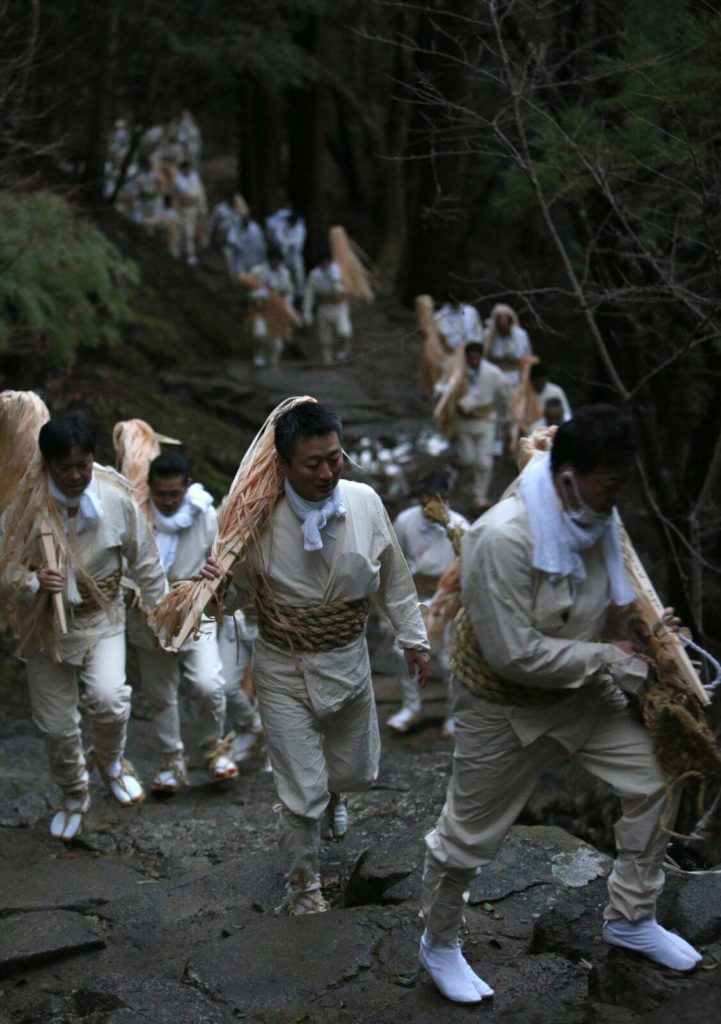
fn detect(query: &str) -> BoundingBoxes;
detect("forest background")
[1,0,721,648]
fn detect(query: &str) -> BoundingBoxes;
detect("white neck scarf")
[284,479,347,552]
[152,482,214,571]
[519,452,635,606]
[48,471,104,535]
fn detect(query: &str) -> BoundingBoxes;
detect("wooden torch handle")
[38,523,68,635]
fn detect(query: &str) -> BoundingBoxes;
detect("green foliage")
[0,193,139,365]
[498,11,721,231]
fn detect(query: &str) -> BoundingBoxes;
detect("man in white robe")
[170,160,207,266]
[302,256,353,364]
[128,452,237,792]
[387,472,468,735]
[202,402,430,915]
[451,343,508,510]
[529,396,567,433]
[530,362,572,421]
[2,413,166,841]
[434,294,482,352]
[249,248,295,370]
[483,303,533,389]
[419,405,703,1004]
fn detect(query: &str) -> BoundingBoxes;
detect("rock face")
[0,910,105,975]
[2,665,718,1024]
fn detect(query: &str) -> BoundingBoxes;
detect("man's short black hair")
[417,471,450,498]
[275,402,343,463]
[530,362,548,381]
[148,451,192,483]
[550,404,635,475]
[267,245,283,262]
[39,412,95,461]
[544,397,563,411]
[465,342,484,355]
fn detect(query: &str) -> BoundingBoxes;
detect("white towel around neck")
[47,472,104,535]
[152,482,214,572]
[284,479,347,551]
[519,452,636,607]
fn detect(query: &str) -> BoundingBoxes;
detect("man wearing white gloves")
[420,405,702,1003]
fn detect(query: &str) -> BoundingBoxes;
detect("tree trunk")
[83,1,120,190]
[287,18,331,262]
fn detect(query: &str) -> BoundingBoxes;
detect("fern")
[0,193,139,365]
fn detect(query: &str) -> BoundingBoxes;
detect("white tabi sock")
[419,930,494,1003]
[50,793,90,842]
[603,918,702,971]
[104,760,144,805]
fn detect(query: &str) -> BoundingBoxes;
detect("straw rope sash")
[255,591,369,653]
[75,568,123,616]
[450,606,565,709]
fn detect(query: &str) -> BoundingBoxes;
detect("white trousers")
[136,635,227,757]
[257,676,380,890]
[317,303,352,364]
[456,419,496,504]
[178,206,199,261]
[26,632,130,796]
[251,316,284,369]
[217,626,256,733]
[422,681,674,941]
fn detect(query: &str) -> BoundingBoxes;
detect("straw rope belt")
[255,594,370,652]
[316,293,347,305]
[75,568,123,615]
[458,402,495,420]
[451,606,566,708]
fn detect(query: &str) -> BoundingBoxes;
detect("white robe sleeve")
[121,497,167,609]
[462,523,645,692]
[371,506,429,651]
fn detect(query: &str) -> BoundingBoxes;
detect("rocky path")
[1,649,721,1024]
[2,225,720,1022]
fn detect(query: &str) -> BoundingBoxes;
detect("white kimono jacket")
[228,479,429,717]
[11,466,166,665]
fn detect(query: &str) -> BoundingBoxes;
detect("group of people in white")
[16,418,265,843]
[2,392,707,1005]
[104,113,359,372]
[432,294,571,511]
[105,112,208,266]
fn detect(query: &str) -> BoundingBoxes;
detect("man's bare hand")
[36,568,65,593]
[404,649,431,688]
[632,606,682,642]
[194,554,232,584]
[613,640,637,656]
